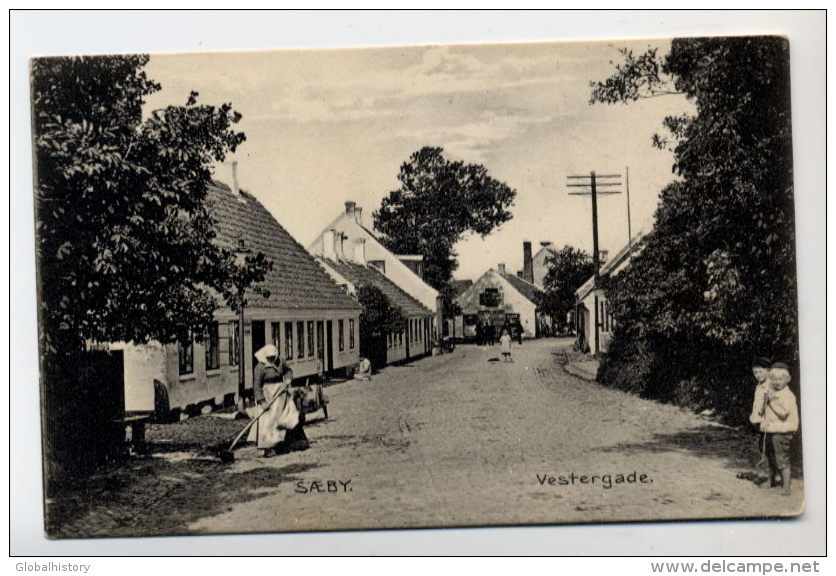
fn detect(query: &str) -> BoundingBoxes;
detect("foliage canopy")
[33,55,270,354]
[590,37,797,423]
[372,146,516,299]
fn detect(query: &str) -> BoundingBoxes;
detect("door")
[325,320,334,371]
[316,321,325,370]
[251,320,265,373]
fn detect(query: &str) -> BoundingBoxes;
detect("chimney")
[516,270,523,278]
[600,249,609,265]
[345,201,356,217]
[322,229,336,260]
[540,241,553,248]
[352,238,366,265]
[523,241,534,284]
[498,263,506,276]
[230,161,241,196]
[355,206,363,225]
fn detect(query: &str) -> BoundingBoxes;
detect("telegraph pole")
[567,171,622,278]
[625,166,633,256]
[567,171,622,356]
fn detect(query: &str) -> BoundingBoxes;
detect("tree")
[589,37,796,423]
[535,246,594,333]
[355,284,407,368]
[372,147,516,294]
[32,55,266,357]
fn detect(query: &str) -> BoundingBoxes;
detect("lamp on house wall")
[233,238,251,415]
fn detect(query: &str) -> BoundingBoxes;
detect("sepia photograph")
[12,9,826,558]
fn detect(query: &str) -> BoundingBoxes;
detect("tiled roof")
[575,231,645,301]
[323,259,433,319]
[499,271,541,304]
[207,181,360,311]
[450,279,473,299]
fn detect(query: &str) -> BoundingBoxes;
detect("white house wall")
[309,214,440,314]
[121,308,361,413]
[456,270,538,338]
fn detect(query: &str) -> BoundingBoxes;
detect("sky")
[144,40,692,280]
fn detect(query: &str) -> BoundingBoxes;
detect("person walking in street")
[499,328,513,362]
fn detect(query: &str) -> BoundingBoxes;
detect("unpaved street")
[51,339,803,538]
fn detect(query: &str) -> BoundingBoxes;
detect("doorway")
[316,321,325,370]
[251,320,265,373]
[325,320,334,371]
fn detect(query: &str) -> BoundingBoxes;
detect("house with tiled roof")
[121,177,361,414]
[574,231,644,357]
[454,262,545,342]
[308,201,442,339]
[315,236,434,367]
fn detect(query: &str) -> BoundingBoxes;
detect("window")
[297,321,305,359]
[178,332,194,375]
[398,331,403,347]
[479,288,500,307]
[349,319,355,349]
[338,319,345,351]
[307,321,315,357]
[228,322,240,366]
[388,333,392,349]
[285,322,293,360]
[205,323,220,371]
[271,322,281,354]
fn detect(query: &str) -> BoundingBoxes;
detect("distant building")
[316,233,433,369]
[574,233,643,356]
[455,263,543,341]
[308,201,443,337]
[530,241,556,288]
[117,177,362,415]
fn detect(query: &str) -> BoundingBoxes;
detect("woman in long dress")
[249,345,291,457]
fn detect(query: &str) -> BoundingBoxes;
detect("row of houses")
[117,175,440,415]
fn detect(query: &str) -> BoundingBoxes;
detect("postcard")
[31,36,803,539]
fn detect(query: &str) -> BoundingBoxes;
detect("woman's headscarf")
[254,344,279,367]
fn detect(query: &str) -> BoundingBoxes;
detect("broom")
[210,383,289,463]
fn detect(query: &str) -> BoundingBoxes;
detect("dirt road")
[51,338,803,538]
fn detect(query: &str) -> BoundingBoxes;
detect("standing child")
[749,357,772,470]
[499,329,512,362]
[762,362,799,495]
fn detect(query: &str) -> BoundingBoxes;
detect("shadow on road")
[595,424,803,478]
[46,455,320,538]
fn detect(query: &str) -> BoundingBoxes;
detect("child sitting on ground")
[762,362,799,495]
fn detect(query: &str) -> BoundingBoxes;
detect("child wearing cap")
[762,362,799,495]
[748,357,772,473]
